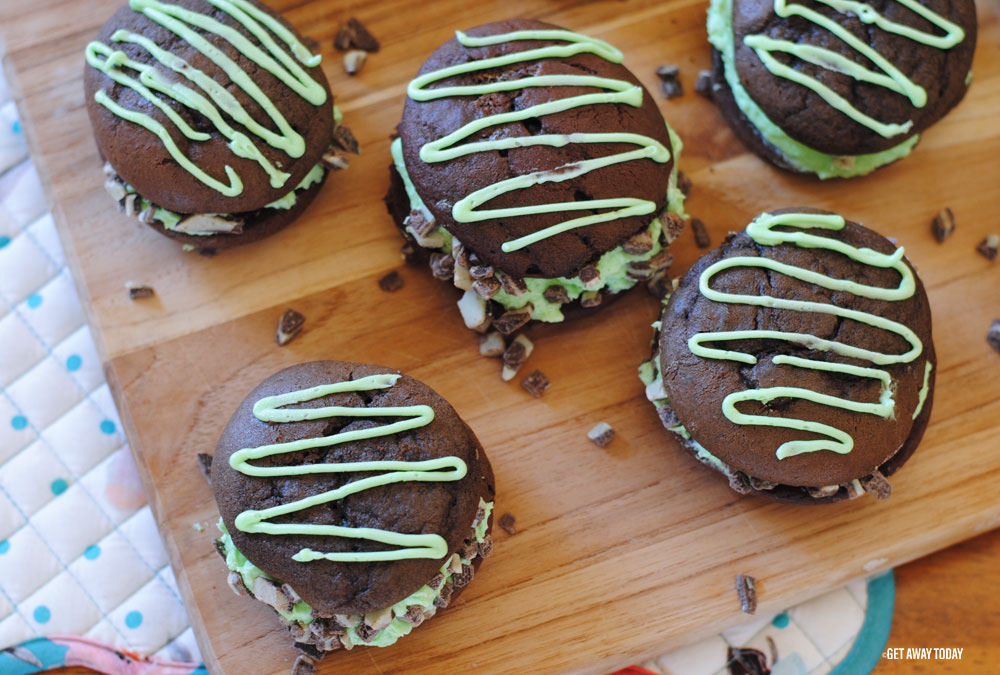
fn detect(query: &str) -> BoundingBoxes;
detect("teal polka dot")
[12,120,21,135]
[125,610,143,629]
[33,606,51,624]
[26,293,42,309]
[0,540,9,554]
[84,545,101,560]
[66,354,82,371]
[0,235,9,248]
[51,478,68,495]
[10,415,27,430]
[772,612,789,629]
[100,420,116,434]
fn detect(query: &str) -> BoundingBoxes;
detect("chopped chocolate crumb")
[691,217,711,248]
[472,276,501,299]
[807,484,841,499]
[647,270,671,298]
[578,265,600,287]
[407,208,436,237]
[988,319,1000,354]
[623,229,654,255]
[452,564,475,588]
[493,307,532,335]
[656,64,683,98]
[677,170,692,196]
[479,331,505,357]
[346,17,380,52]
[478,536,494,558]
[728,471,752,495]
[226,571,248,597]
[860,471,892,500]
[469,265,494,280]
[694,70,713,99]
[196,453,213,485]
[521,369,551,398]
[276,308,305,346]
[460,539,479,560]
[735,574,757,614]
[354,620,377,642]
[378,270,404,292]
[748,476,777,491]
[332,125,360,154]
[434,581,454,608]
[428,252,455,280]
[498,272,528,296]
[587,421,615,448]
[727,646,769,675]
[976,233,998,260]
[543,284,571,304]
[498,512,517,535]
[321,148,349,171]
[427,573,444,590]
[502,335,534,382]
[663,211,686,240]
[930,207,956,243]
[125,281,154,300]
[333,27,352,51]
[213,538,226,560]
[400,242,420,265]
[343,49,367,76]
[579,290,602,308]
[197,247,219,258]
[403,604,425,625]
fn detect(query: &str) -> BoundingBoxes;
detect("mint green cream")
[391,124,686,322]
[218,498,493,648]
[706,0,922,178]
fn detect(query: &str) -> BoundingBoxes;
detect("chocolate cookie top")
[84,0,334,214]
[659,209,935,487]
[212,361,495,616]
[730,0,976,155]
[397,18,675,279]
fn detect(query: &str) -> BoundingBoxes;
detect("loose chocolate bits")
[125,281,154,300]
[521,369,551,398]
[694,69,713,99]
[378,270,405,292]
[735,574,757,614]
[338,17,380,52]
[343,49,367,76]
[930,207,956,243]
[502,334,534,381]
[987,319,1000,354]
[677,170,693,197]
[196,453,213,485]
[276,309,305,346]
[478,331,505,357]
[587,422,615,448]
[498,512,517,535]
[860,471,892,500]
[727,646,770,675]
[331,125,360,155]
[691,217,711,249]
[976,233,998,260]
[663,211,686,241]
[656,64,683,99]
[494,306,533,335]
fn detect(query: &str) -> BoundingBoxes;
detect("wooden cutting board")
[3,0,999,673]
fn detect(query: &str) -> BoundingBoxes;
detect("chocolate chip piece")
[656,64,683,98]
[727,646,769,675]
[428,252,454,280]
[433,581,454,608]
[622,228,654,255]
[735,574,757,614]
[469,265,494,280]
[213,538,226,560]
[402,604,425,625]
[988,320,1000,354]
[494,307,533,335]
[694,70,713,99]
[479,331,505,357]
[378,270,404,292]
[452,564,475,588]
[543,284,570,304]
[125,281,155,300]
[196,453,213,485]
[502,334,534,381]
[976,233,998,260]
[497,272,528,296]
[578,265,600,287]
[579,290,602,308]
[521,369,550,398]
[498,512,517,535]
[587,422,615,448]
[677,170,692,196]
[472,276,501,299]
[748,476,777,491]
[691,217,711,248]
[657,405,680,428]
[346,17,380,52]
[354,620,377,642]
[728,471,752,495]
[332,126,360,155]
[276,309,305,346]
[427,573,445,590]
[321,148,350,171]
[226,571,248,597]
[333,27,352,51]
[478,536,494,558]
[860,471,892,500]
[343,49,367,76]
[930,208,956,243]
[663,211,686,241]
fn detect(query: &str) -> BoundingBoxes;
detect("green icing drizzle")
[407,29,671,253]
[707,0,925,177]
[688,211,926,459]
[913,360,933,419]
[230,373,468,563]
[85,0,327,195]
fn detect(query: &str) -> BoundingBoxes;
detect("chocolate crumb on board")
[587,422,615,448]
[378,270,405,292]
[677,170,692,197]
[479,331,505,358]
[656,64,683,99]
[694,69,713,99]
[988,320,1000,354]
[276,309,305,346]
[976,233,998,260]
[691,217,711,249]
[498,512,517,535]
[521,369,551,398]
[727,646,770,675]
[501,334,534,381]
[735,574,757,614]
[333,26,352,50]
[346,17,380,52]
[291,653,318,675]
[125,281,154,300]
[343,49,367,76]
[331,126,360,155]
[930,208,956,243]
[196,453,213,485]
[197,247,219,257]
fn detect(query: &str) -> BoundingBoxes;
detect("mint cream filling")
[391,124,687,323]
[218,498,493,649]
[706,0,919,179]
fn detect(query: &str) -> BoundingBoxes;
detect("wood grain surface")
[3,0,999,673]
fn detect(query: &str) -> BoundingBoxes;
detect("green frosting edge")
[706,0,919,179]
[390,124,686,323]
[217,498,493,649]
